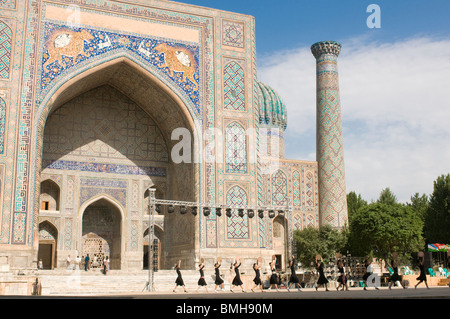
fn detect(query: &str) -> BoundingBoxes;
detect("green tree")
[424,174,450,243]
[347,191,368,221]
[407,193,429,222]
[377,187,397,205]
[349,202,424,263]
[293,225,347,268]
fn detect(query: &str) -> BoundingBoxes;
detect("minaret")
[311,41,348,229]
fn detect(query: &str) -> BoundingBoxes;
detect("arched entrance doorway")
[36,57,198,270]
[38,221,58,270]
[82,198,122,270]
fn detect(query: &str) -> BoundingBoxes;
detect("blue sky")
[180,0,450,55]
[179,0,450,203]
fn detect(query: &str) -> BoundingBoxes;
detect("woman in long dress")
[214,261,224,292]
[315,259,329,291]
[230,261,245,292]
[288,256,301,291]
[336,260,349,291]
[173,260,187,293]
[251,262,264,292]
[414,256,429,289]
[388,260,407,289]
[196,262,209,293]
[269,261,279,291]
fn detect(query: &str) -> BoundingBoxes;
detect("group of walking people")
[173,256,302,293]
[173,252,441,293]
[314,251,434,291]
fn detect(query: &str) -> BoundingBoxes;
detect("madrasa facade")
[0,0,348,272]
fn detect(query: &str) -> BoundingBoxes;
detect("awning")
[427,243,450,252]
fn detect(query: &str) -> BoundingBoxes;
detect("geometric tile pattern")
[225,122,247,174]
[0,97,5,154]
[222,20,244,48]
[292,170,301,206]
[42,85,169,168]
[223,61,245,111]
[311,41,348,229]
[226,185,249,239]
[0,20,12,79]
[0,0,16,10]
[271,169,287,206]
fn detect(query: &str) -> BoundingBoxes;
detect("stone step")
[37,269,236,295]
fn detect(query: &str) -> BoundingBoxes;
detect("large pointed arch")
[32,53,199,269]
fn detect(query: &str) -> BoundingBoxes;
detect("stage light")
[216,207,222,217]
[191,206,198,215]
[238,209,244,217]
[203,207,211,216]
[167,205,175,214]
[248,209,254,218]
[278,210,285,216]
[268,210,275,218]
[258,210,264,218]
[180,206,187,214]
[226,208,232,217]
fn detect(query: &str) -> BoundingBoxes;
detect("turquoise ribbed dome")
[256,81,287,131]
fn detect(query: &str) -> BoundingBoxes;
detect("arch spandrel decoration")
[38,22,202,118]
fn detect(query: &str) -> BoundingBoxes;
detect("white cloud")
[258,37,450,203]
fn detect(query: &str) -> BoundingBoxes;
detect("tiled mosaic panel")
[271,169,288,206]
[0,97,5,154]
[0,20,12,79]
[40,22,201,114]
[292,170,301,206]
[225,122,247,173]
[226,185,249,239]
[0,0,16,9]
[223,61,245,111]
[222,20,244,48]
[43,85,168,170]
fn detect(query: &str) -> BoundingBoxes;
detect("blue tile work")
[0,97,5,154]
[39,22,201,114]
[0,0,16,10]
[0,20,12,80]
[43,160,166,177]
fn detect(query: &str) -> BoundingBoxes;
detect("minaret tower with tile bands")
[311,41,348,229]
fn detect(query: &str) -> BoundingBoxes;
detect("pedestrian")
[38,259,43,270]
[173,260,187,292]
[103,256,109,275]
[230,259,245,292]
[66,254,72,270]
[214,261,224,292]
[196,262,208,293]
[414,254,429,289]
[268,261,279,291]
[84,254,90,271]
[250,261,264,292]
[76,256,81,270]
[315,257,329,291]
[336,259,348,291]
[288,256,301,291]
[388,259,407,289]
